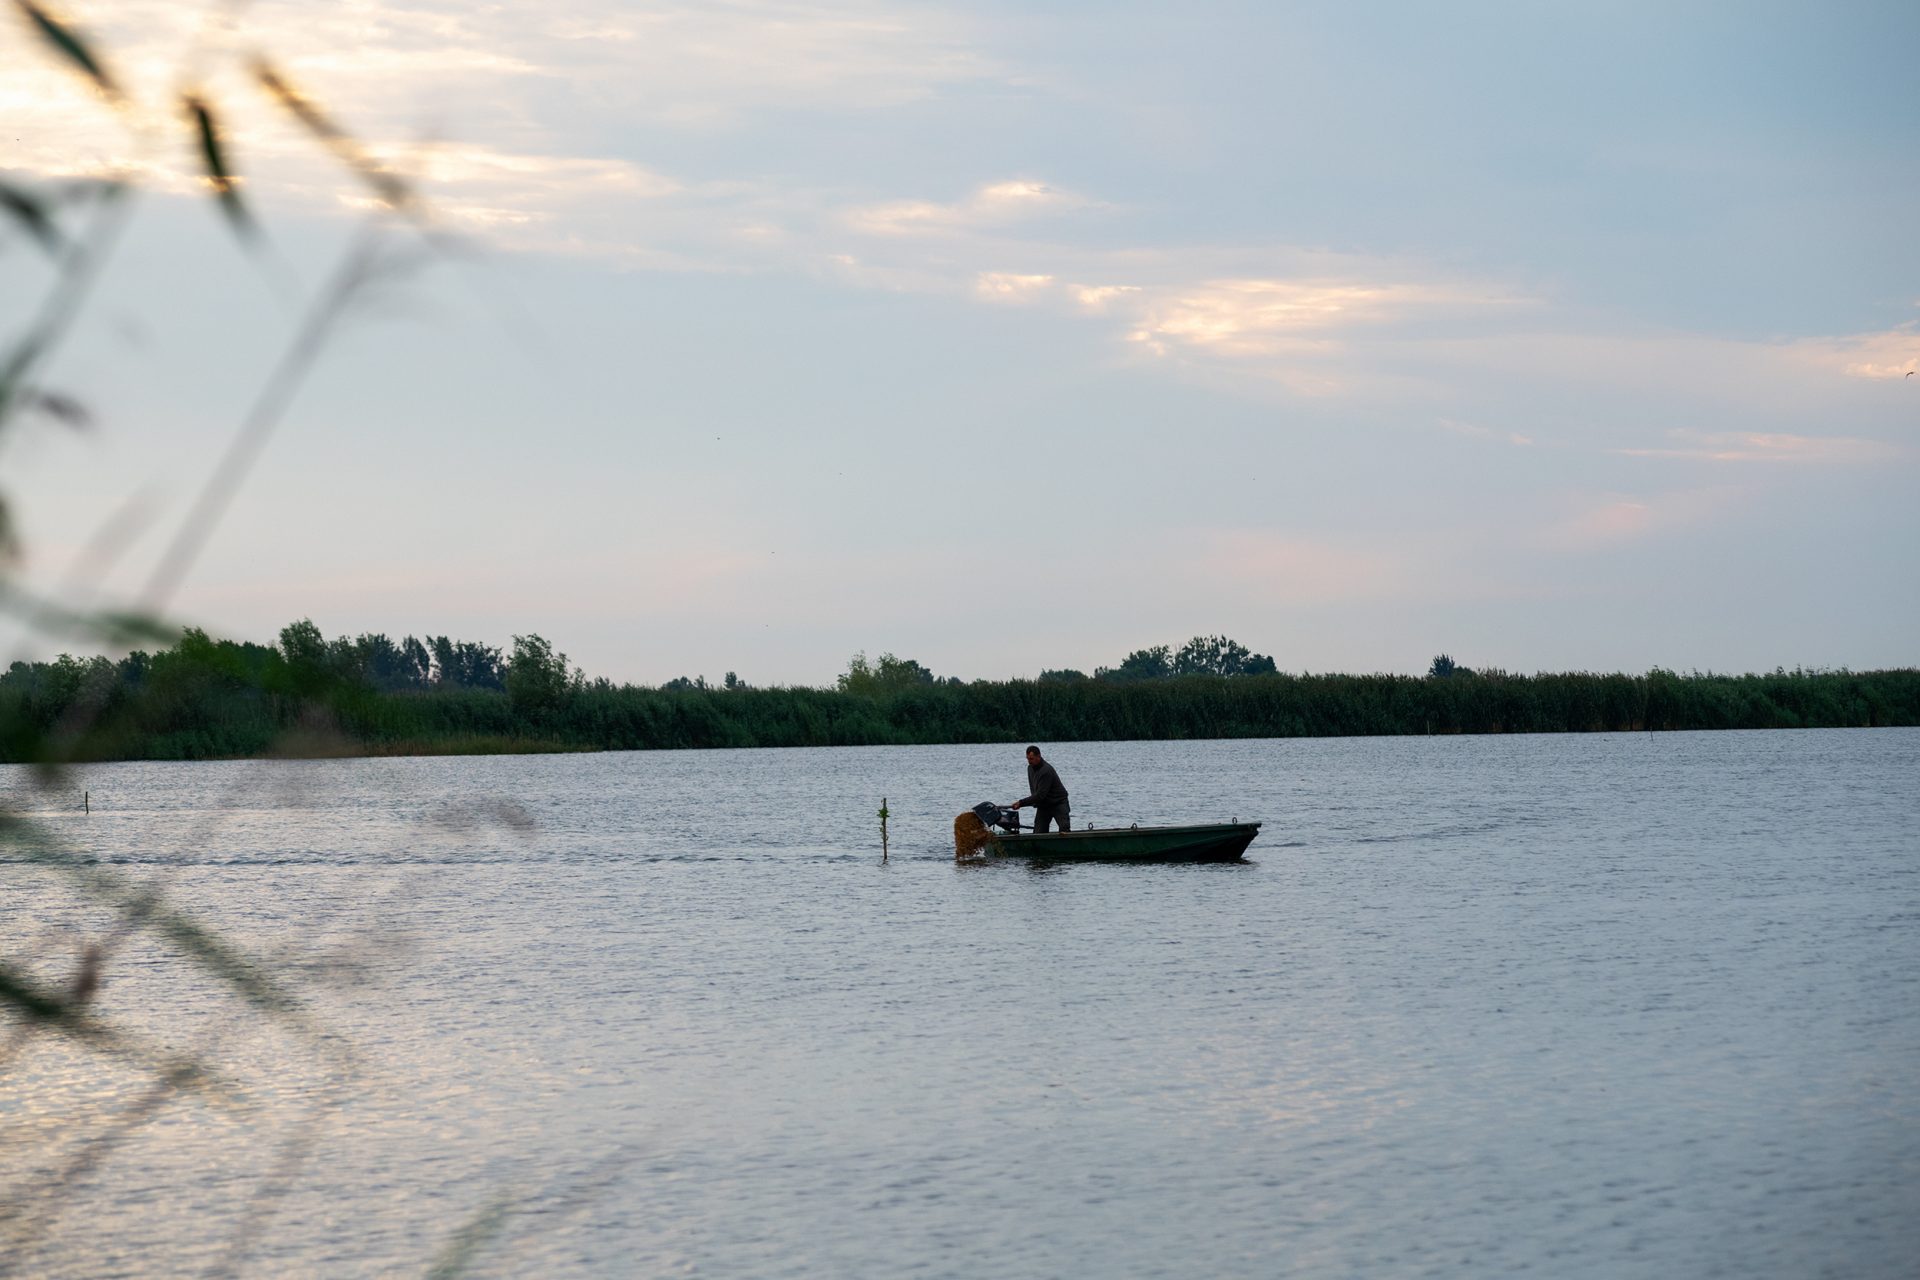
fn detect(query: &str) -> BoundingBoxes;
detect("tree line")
[2,622,1914,762]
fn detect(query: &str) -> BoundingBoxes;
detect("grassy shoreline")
[8,650,1916,763]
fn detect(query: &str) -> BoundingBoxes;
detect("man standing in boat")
[1011,745,1071,833]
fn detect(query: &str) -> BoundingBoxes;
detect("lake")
[4,729,1917,1277]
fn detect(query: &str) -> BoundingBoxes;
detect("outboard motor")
[970,801,1022,834]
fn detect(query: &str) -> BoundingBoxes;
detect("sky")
[3,0,1917,685]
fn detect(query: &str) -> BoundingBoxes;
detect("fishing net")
[953,811,995,859]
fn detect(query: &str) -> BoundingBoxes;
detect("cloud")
[1436,419,1535,447]
[13,0,1912,430]
[1136,280,1462,354]
[845,179,1088,235]
[547,0,996,122]
[1069,284,1141,312]
[402,145,683,230]
[412,147,675,195]
[1788,323,1920,380]
[4,2,1517,405]
[1610,430,1903,464]
[974,271,1055,302]
[2,0,996,214]
[824,241,1525,397]
[977,180,1064,210]
[1034,272,1522,397]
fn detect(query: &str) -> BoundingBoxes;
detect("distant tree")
[40,653,116,714]
[1173,635,1277,678]
[838,651,937,696]
[119,649,153,689]
[1428,654,1474,679]
[663,675,708,692]
[400,635,433,689]
[723,671,746,691]
[1096,645,1173,682]
[1038,668,1088,683]
[427,635,452,685]
[838,653,873,693]
[462,641,508,690]
[428,635,506,690]
[886,655,937,685]
[278,618,327,669]
[277,618,333,695]
[336,632,426,692]
[429,635,456,686]
[507,633,576,713]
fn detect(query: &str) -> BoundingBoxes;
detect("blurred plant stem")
[0,5,515,1274]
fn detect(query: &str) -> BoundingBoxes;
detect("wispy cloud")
[1068,284,1141,312]
[1128,279,1484,356]
[973,271,1055,302]
[1611,430,1903,465]
[847,250,1524,396]
[1788,322,1920,380]
[846,179,1089,235]
[1056,271,1523,397]
[2,0,995,212]
[543,0,996,123]
[14,0,1916,431]
[1437,419,1535,447]
[400,146,683,231]
[3,1,1516,403]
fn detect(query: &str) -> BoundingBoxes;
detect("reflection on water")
[3,730,1918,1276]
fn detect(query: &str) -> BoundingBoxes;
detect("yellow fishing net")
[953,811,995,859]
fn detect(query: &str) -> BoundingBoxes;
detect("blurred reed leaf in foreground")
[252,57,419,216]
[4,812,307,1022]
[0,178,69,255]
[182,93,256,240]
[0,6,523,1274]
[11,0,123,105]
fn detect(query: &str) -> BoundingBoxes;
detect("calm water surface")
[4,730,1917,1277]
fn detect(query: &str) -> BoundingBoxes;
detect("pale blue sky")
[4,0,1916,684]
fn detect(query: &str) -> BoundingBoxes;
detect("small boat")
[966,804,1260,861]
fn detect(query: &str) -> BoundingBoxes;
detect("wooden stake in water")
[84,790,89,814]
[878,798,890,861]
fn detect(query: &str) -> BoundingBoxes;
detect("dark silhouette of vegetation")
[1097,644,1172,681]
[506,633,579,715]
[837,651,942,696]
[1095,635,1278,681]
[1172,635,1278,678]
[6,623,1915,761]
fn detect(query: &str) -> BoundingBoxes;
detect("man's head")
[1025,745,1042,763]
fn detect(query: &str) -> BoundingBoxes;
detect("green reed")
[9,622,1913,762]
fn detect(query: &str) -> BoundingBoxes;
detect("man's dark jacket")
[1019,759,1069,812]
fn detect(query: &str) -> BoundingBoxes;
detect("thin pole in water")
[879,797,890,861]
[84,790,89,814]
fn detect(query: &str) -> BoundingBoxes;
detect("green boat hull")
[991,821,1260,862]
